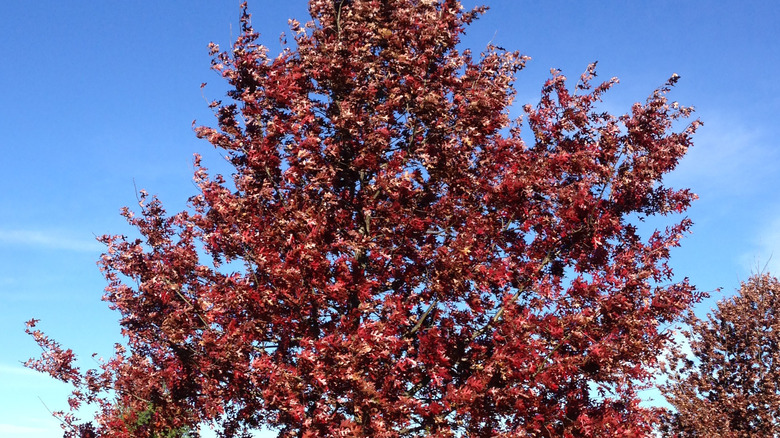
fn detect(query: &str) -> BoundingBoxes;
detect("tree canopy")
[27,1,701,436]
[662,274,780,437]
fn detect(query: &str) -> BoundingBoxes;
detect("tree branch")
[406,298,439,338]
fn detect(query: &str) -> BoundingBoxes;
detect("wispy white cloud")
[669,113,776,197]
[0,229,102,252]
[742,213,780,276]
[0,363,40,377]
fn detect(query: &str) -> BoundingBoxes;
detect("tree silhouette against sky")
[662,273,780,437]
[26,1,702,436]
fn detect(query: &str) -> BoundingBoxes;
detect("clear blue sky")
[1,1,778,436]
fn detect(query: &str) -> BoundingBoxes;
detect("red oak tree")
[27,1,702,436]
[661,274,780,437]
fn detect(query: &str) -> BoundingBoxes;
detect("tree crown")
[27,1,701,437]
[662,274,780,437]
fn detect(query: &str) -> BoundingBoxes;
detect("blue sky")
[1,1,778,436]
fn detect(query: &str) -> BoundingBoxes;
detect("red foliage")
[27,1,702,436]
[661,274,780,437]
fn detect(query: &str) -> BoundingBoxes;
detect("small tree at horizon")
[661,273,780,437]
[27,1,702,436]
